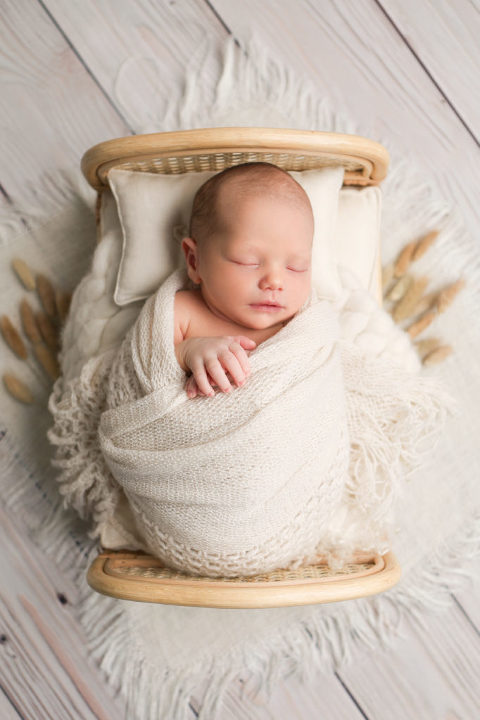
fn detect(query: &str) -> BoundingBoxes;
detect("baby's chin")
[237,309,297,330]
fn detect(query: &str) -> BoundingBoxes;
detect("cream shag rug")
[1,36,479,720]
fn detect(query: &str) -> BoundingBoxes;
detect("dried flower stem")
[436,278,466,313]
[393,241,417,278]
[3,373,34,404]
[1,315,28,359]
[11,258,36,290]
[423,345,453,366]
[412,230,439,261]
[393,276,429,322]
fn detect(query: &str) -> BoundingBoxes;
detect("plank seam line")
[451,593,480,638]
[203,0,242,48]
[0,683,26,720]
[35,0,134,135]
[334,671,370,719]
[374,0,480,148]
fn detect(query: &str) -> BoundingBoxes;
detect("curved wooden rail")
[87,550,401,608]
[81,127,389,190]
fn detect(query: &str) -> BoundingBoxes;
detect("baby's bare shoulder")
[174,289,203,343]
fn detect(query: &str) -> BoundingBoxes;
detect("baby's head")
[182,162,314,330]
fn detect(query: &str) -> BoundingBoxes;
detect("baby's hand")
[182,335,257,398]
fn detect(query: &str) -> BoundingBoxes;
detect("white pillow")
[108,166,344,305]
[334,186,382,300]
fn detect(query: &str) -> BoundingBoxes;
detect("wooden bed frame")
[82,127,398,607]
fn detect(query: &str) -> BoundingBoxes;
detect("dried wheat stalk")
[34,343,60,380]
[36,273,57,319]
[393,241,417,278]
[382,262,395,290]
[412,230,439,261]
[436,278,466,313]
[414,337,442,359]
[55,290,72,324]
[411,290,439,318]
[407,310,437,338]
[11,258,36,290]
[423,345,453,366]
[20,298,42,344]
[36,311,58,352]
[3,373,34,404]
[386,274,413,303]
[392,276,429,322]
[1,315,28,359]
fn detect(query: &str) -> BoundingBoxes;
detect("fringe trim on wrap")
[318,346,457,569]
[46,350,121,540]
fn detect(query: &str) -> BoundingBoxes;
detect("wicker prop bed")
[80,127,401,608]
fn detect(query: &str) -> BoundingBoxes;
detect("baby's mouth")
[250,302,284,312]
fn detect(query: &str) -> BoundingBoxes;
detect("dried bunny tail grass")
[36,273,58,319]
[386,274,413,302]
[407,310,437,338]
[411,290,439,318]
[36,311,59,352]
[393,240,417,277]
[423,344,453,366]
[33,342,60,381]
[20,298,42,344]
[1,315,28,360]
[381,262,395,290]
[392,275,429,322]
[436,278,466,313]
[11,258,36,290]
[55,289,72,325]
[3,373,34,404]
[414,337,442,359]
[411,230,439,261]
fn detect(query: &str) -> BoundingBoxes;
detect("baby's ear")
[181,237,200,283]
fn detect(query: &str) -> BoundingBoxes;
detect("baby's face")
[192,192,313,330]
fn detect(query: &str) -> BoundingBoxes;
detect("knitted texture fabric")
[48,265,453,578]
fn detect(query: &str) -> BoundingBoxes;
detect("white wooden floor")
[1,1,480,718]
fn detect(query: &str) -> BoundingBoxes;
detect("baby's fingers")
[205,357,232,394]
[185,375,199,398]
[232,335,257,351]
[228,342,251,379]
[190,362,215,397]
[220,346,249,386]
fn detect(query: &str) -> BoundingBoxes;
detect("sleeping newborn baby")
[174,162,315,398]
[68,159,448,579]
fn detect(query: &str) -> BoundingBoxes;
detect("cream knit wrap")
[49,267,452,578]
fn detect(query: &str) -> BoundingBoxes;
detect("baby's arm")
[176,336,256,397]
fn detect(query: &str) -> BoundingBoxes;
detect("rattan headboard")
[81,127,389,191]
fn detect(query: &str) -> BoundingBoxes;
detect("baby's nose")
[259,271,284,290]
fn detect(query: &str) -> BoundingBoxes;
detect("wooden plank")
[0,0,128,204]
[0,502,127,720]
[190,672,366,719]
[42,0,227,131]
[452,555,480,630]
[380,0,480,137]
[208,0,480,238]
[336,600,480,719]
[0,686,24,720]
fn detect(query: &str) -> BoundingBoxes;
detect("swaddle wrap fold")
[98,269,352,577]
[48,267,453,578]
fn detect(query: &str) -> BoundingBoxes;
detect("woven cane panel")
[108,560,376,583]
[104,151,364,177]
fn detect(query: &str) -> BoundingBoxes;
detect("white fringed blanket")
[48,265,452,578]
